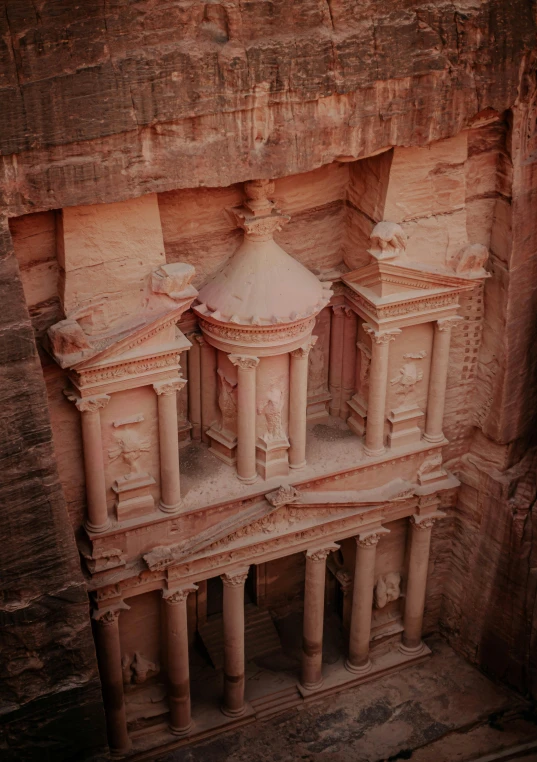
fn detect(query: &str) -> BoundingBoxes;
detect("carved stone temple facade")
[14,164,487,757]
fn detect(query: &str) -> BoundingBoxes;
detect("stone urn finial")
[244,179,275,215]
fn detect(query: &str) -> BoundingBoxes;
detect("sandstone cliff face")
[1,2,537,759]
[0,218,107,760]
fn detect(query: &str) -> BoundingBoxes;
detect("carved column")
[93,603,131,755]
[153,379,187,513]
[289,337,317,469]
[187,333,202,440]
[400,514,436,654]
[198,334,218,444]
[363,326,400,456]
[328,305,345,417]
[221,568,249,716]
[163,584,198,735]
[66,392,111,533]
[340,308,358,420]
[424,317,461,443]
[346,530,386,674]
[229,355,259,483]
[301,545,339,690]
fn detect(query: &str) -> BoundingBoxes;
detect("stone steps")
[199,604,281,669]
[250,686,302,720]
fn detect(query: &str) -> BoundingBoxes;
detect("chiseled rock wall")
[0,218,107,761]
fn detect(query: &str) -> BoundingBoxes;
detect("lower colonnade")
[91,511,442,755]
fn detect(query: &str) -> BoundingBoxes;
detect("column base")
[169,721,193,737]
[237,473,257,485]
[221,704,247,718]
[289,460,307,470]
[422,432,444,444]
[364,445,386,457]
[84,517,111,534]
[399,641,428,657]
[110,741,132,758]
[345,658,372,676]
[159,500,183,514]
[299,677,324,691]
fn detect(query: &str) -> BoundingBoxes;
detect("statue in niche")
[374,572,402,609]
[390,361,423,402]
[121,652,160,685]
[308,339,326,393]
[357,341,372,397]
[217,369,237,434]
[108,428,150,477]
[258,386,284,441]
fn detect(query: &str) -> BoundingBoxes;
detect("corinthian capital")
[221,567,250,587]
[290,336,318,358]
[363,324,402,345]
[153,377,187,395]
[92,600,130,625]
[305,544,340,562]
[229,355,260,370]
[162,584,198,604]
[64,389,111,413]
[436,316,463,332]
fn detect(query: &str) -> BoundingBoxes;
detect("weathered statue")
[374,572,402,609]
[217,369,237,433]
[108,429,151,476]
[258,386,284,440]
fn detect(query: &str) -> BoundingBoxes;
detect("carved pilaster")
[289,336,317,469]
[362,325,401,456]
[229,355,259,483]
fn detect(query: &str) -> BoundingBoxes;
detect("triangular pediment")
[343,261,475,305]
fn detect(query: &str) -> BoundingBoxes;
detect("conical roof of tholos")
[196,236,332,326]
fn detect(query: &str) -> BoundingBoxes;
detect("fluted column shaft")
[66,392,111,533]
[198,335,218,444]
[328,305,346,417]
[424,317,461,443]
[221,568,249,716]
[154,379,187,512]
[401,515,435,652]
[363,326,400,456]
[346,531,385,674]
[229,356,259,483]
[187,333,202,440]
[93,603,131,755]
[163,585,198,735]
[301,545,338,690]
[289,337,317,469]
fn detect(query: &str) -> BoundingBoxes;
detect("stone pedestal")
[112,472,156,521]
[347,394,368,437]
[163,585,198,736]
[387,404,424,449]
[256,434,290,479]
[221,568,249,717]
[207,426,237,466]
[154,379,187,513]
[93,603,131,756]
[301,545,338,690]
[346,531,386,674]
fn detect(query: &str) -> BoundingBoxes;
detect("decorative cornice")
[221,568,250,587]
[199,317,316,344]
[153,377,187,396]
[229,355,260,370]
[64,390,110,413]
[162,584,198,604]
[76,351,182,385]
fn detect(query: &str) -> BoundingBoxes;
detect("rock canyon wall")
[1,1,537,759]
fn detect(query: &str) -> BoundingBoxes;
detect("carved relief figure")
[390,362,423,402]
[258,386,284,441]
[217,369,237,433]
[368,221,407,259]
[452,243,489,277]
[308,338,327,393]
[374,572,402,609]
[108,429,150,476]
[121,652,160,685]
